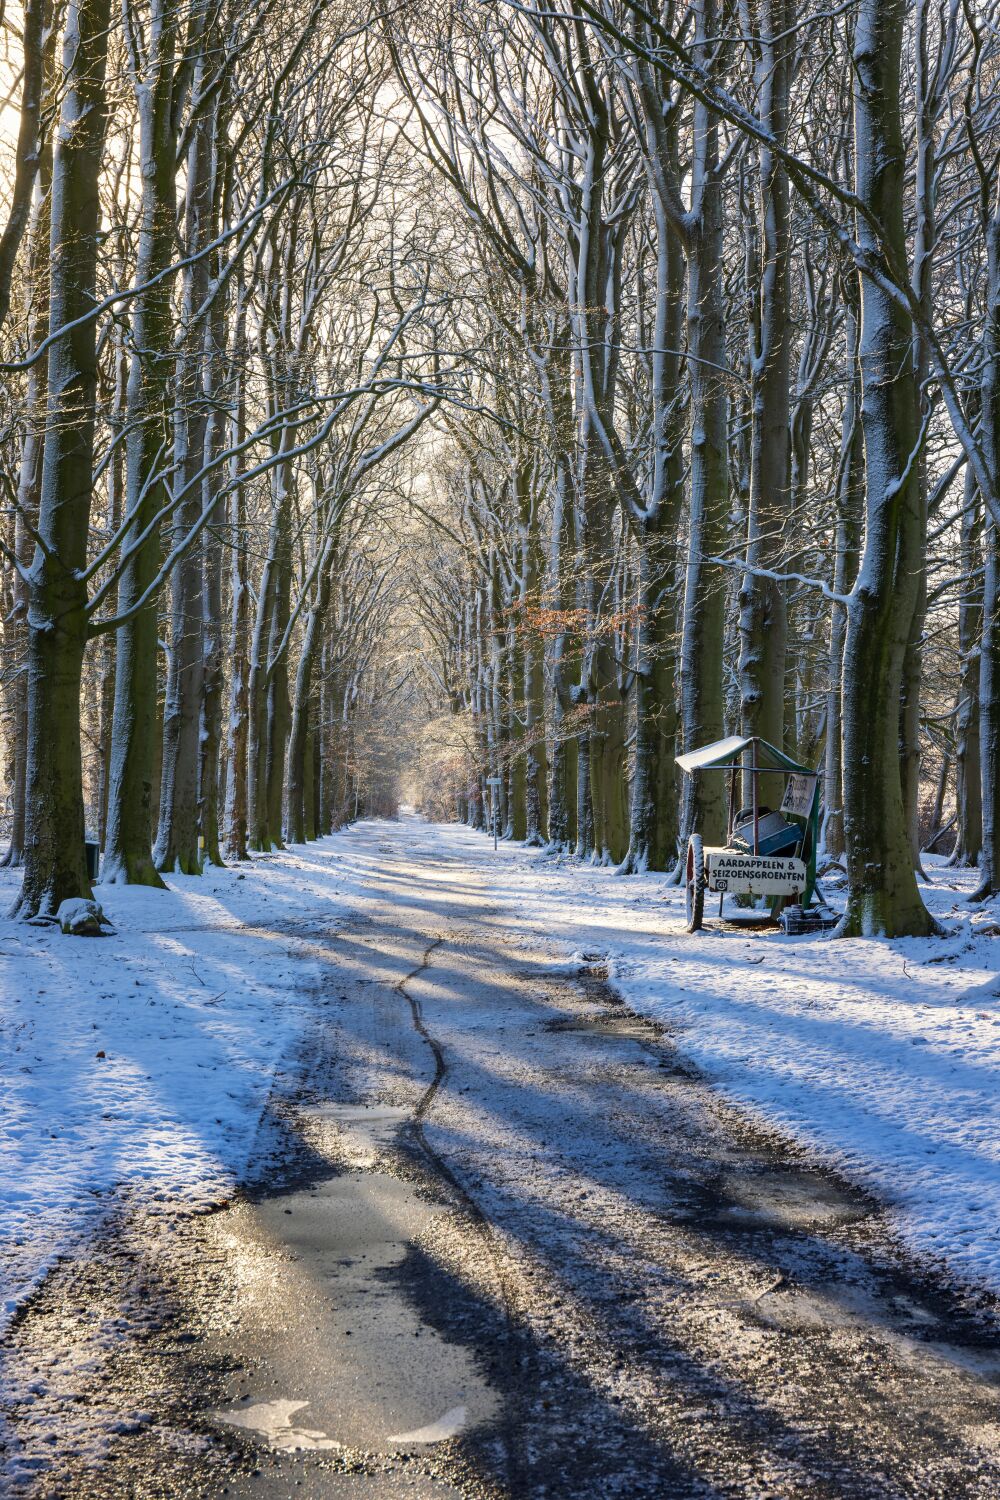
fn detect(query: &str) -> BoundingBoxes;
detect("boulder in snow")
[57,898,111,937]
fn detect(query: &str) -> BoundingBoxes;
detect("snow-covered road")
[2,816,1000,1498]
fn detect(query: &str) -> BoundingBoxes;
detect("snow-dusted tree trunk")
[545,455,578,850]
[622,235,684,868]
[972,211,1000,899]
[155,29,212,874]
[618,83,687,873]
[14,0,111,917]
[900,0,952,873]
[317,645,336,835]
[2,168,51,870]
[953,468,982,867]
[287,526,338,845]
[486,543,509,837]
[97,338,126,851]
[563,59,631,865]
[469,598,486,829]
[955,7,1000,899]
[979,517,1000,899]
[103,0,180,887]
[822,293,863,860]
[678,0,728,847]
[322,660,349,830]
[737,0,791,793]
[537,317,579,851]
[222,319,250,861]
[839,0,934,936]
[520,463,548,845]
[264,544,292,846]
[506,513,527,841]
[247,412,294,851]
[199,286,228,868]
[628,518,682,872]
[473,588,491,832]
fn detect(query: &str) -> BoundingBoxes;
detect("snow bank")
[445,824,1000,1295]
[0,835,370,1333]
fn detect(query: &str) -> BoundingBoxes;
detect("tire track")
[395,933,529,1498]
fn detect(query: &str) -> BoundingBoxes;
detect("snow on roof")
[675,735,751,772]
[676,734,817,776]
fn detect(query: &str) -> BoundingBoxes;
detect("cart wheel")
[685,833,705,933]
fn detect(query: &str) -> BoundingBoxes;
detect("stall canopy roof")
[675,734,816,776]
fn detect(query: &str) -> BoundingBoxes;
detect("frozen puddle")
[310,1102,411,1168]
[550,1012,659,1042]
[203,1121,497,1459]
[387,1406,468,1445]
[719,1168,868,1229]
[211,1398,343,1452]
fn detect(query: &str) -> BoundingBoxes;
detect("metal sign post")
[486,776,502,850]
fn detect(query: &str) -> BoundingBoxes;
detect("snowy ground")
[9,818,1000,1499]
[1,815,998,1350]
[0,840,372,1334]
[454,826,1000,1294]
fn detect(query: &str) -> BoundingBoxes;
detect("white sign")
[706,851,806,895]
[780,773,817,819]
[486,777,503,786]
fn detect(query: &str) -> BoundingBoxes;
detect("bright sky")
[0,9,25,171]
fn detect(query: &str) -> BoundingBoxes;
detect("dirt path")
[3,819,1000,1498]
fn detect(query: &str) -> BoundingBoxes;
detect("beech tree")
[13,0,112,916]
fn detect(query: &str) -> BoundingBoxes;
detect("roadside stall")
[675,735,836,934]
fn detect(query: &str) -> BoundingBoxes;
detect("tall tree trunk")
[521,467,548,845]
[627,521,681,871]
[247,428,292,851]
[839,0,934,936]
[621,123,686,873]
[738,0,791,803]
[14,0,111,917]
[973,212,1000,899]
[571,90,629,865]
[977,518,1000,899]
[822,292,863,859]
[222,321,249,861]
[199,337,227,866]
[155,46,213,874]
[952,469,982,866]
[264,541,292,848]
[679,3,728,847]
[591,631,630,862]
[97,357,125,851]
[318,648,335,835]
[508,584,527,841]
[198,111,229,869]
[2,188,49,870]
[103,0,179,888]
[524,621,548,844]
[546,451,578,850]
[899,0,940,874]
[286,538,335,844]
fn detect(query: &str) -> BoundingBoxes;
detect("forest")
[6,4,1000,1490]
[0,0,998,940]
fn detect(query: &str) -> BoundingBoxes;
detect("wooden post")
[752,738,760,855]
[722,763,739,916]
